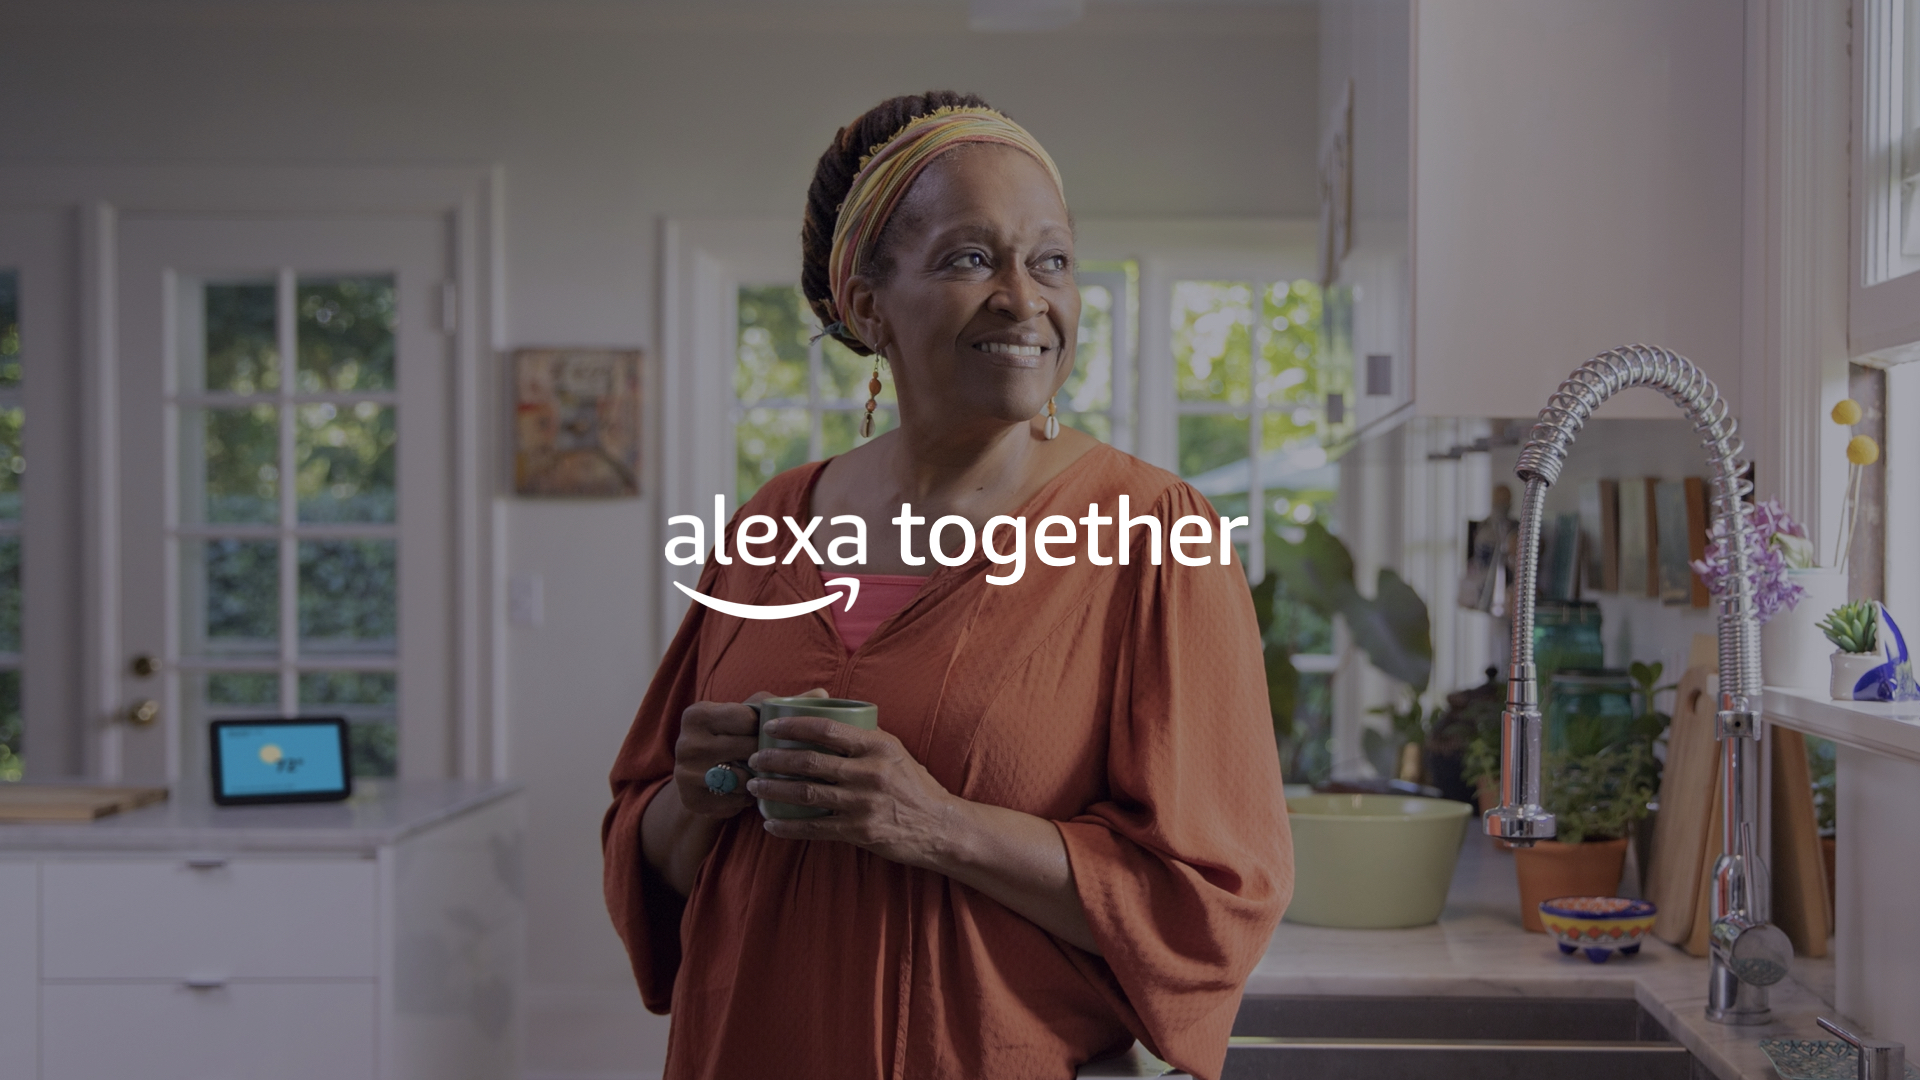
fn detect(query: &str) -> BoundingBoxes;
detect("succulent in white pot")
[1819,601,1882,700]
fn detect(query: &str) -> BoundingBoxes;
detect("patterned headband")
[825,106,1065,349]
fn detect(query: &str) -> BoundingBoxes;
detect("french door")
[114,216,453,785]
[0,210,83,783]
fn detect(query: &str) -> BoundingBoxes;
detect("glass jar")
[1545,670,1637,755]
[1533,599,1604,687]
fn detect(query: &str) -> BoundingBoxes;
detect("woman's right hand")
[674,689,827,818]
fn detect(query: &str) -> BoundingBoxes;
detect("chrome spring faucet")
[1489,345,1792,1024]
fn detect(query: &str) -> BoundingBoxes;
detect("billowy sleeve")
[1055,482,1294,1080]
[601,560,716,1014]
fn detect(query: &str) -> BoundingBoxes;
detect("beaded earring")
[861,355,883,438]
[1044,396,1059,440]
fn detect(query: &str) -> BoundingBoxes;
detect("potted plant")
[1471,712,1658,932]
[1262,523,1436,783]
[1623,660,1674,877]
[1426,669,1505,805]
[1514,728,1659,931]
[1819,600,1881,700]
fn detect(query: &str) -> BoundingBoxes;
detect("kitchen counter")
[0,778,526,1079]
[0,778,520,854]
[1245,829,1840,1080]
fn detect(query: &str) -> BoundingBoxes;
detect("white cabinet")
[0,781,523,1080]
[1320,0,1415,435]
[1321,0,1749,422]
[0,862,39,1078]
[41,981,379,1080]
[41,858,378,980]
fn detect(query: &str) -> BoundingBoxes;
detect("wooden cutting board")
[0,785,169,823]
[1647,662,1720,946]
[1771,729,1832,957]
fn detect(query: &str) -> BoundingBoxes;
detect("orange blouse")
[602,445,1292,1080]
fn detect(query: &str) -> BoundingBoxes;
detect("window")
[174,274,400,777]
[0,272,19,782]
[734,286,896,501]
[1855,0,1920,357]
[1056,264,1134,449]
[1170,278,1338,782]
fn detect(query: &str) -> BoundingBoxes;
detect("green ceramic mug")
[748,696,879,820]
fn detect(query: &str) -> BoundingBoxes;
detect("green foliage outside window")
[189,277,402,776]
[0,271,20,389]
[0,670,17,782]
[296,402,396,523]
[297,278,395,392]
[301,671,398,778]
[735,285,900,500]
[736,286,812,403]
[202,283,277,393]
[298,540,397,651]
[1175,279,1337,783]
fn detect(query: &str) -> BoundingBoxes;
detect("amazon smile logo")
[669,494,1247,620]
[675,577,863,620]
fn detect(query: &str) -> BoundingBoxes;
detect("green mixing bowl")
[1284,794,1472,928]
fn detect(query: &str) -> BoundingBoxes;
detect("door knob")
[127,699,159,726]
[130,654,160,678]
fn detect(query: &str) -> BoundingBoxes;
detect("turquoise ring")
[704,763,740,796]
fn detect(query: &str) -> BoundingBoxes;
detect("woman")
[604,91,1292,1080]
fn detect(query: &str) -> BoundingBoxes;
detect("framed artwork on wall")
[513,348,642,497]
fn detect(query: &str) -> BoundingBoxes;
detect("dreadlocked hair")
[801,90,997,357]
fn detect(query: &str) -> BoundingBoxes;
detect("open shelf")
[1763,688,1920,765]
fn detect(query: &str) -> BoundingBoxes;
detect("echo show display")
[210,718,352,806]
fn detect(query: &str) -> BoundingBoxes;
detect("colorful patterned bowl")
[1539,896,1658,963]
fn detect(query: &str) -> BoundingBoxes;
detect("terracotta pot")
[1513,838,1628,932]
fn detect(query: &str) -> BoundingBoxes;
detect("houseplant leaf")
[1341,568,1434,694]
[1265,643,1299,742]
[1266,522,1361,617]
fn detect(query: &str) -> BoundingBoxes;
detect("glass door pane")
[174,272,402,778]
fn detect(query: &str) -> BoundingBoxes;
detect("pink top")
[821,572,925,651]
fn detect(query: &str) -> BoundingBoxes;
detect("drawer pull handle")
[184,857,227,870]
[182,976,228,990]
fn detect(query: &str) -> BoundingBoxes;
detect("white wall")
[0,5,1320,1076]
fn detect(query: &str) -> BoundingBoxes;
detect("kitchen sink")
[1078,996,1703,1079]
[1220,996,1700,1080]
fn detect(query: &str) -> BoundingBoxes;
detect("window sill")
[1763,687,1920,765]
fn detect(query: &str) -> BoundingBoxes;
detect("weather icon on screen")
[259,743,283,765]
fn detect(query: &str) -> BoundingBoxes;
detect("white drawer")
[0,862,37,1077]
[41,979,376,1080]
[42,857,378,979]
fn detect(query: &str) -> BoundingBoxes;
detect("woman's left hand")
[746,716,959,869]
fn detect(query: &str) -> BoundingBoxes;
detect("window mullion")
[277,268,299,717]
[1247,282,1268,584]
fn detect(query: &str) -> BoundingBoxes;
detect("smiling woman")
[605,92,1293,1080]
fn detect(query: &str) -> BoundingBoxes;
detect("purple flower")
[1689,498,1808,624]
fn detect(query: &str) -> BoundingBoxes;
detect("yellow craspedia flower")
[1847,434,1880,465]
[1832,398,1864,426]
